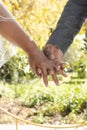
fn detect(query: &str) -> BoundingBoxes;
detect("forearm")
[47,0,87,54]
[0,2,36,54]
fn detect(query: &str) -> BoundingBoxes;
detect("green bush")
[0,50,36,83]
[1,81,87,124]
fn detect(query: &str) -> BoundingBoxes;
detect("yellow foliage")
[2,0,68,48]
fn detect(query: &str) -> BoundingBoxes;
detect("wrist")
[44,43,63,56]
[26,40,39,56]
[43,43,63,63]
[47,43,63,55]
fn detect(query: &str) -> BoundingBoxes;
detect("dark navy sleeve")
[47,0,87,54]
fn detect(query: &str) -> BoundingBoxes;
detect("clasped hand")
[29,43,67,86]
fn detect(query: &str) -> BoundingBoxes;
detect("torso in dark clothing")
[72,0,87,5]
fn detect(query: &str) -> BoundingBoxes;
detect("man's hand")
[28,43,59,86]
[43,44,67,78]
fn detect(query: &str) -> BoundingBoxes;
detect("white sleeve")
[0,0,2,3]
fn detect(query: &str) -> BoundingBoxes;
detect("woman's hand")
[28,42,59,86]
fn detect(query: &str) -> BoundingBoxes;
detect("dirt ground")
[0,97,86,126]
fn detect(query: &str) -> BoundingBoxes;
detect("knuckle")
[39,62,45,67]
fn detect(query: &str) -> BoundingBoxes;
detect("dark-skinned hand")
[43,44,67,84]
[28,43,59,86]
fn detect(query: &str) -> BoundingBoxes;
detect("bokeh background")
[0,0,87,125]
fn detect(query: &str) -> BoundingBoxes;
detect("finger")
[56,65,61,71]
[51,74,59,86]
[61,62,66,69]
[47,69,54,75]
[55,63,67,77]
[42,69,48,87]
[36,68,42,78]
[57,68,67,77]
[30,64,36,73]
[30,65,42,77]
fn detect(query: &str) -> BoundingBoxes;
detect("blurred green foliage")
[0,81,87,124]
[1,0,87,125]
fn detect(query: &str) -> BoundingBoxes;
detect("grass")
[0,78,87,124]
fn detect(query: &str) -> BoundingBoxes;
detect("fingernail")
[45,83,48,87]
[56,81,59,86]
[54,80,59,86]
[57,66,60,71]
[37,68,42,74]
[48,70,54,75]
